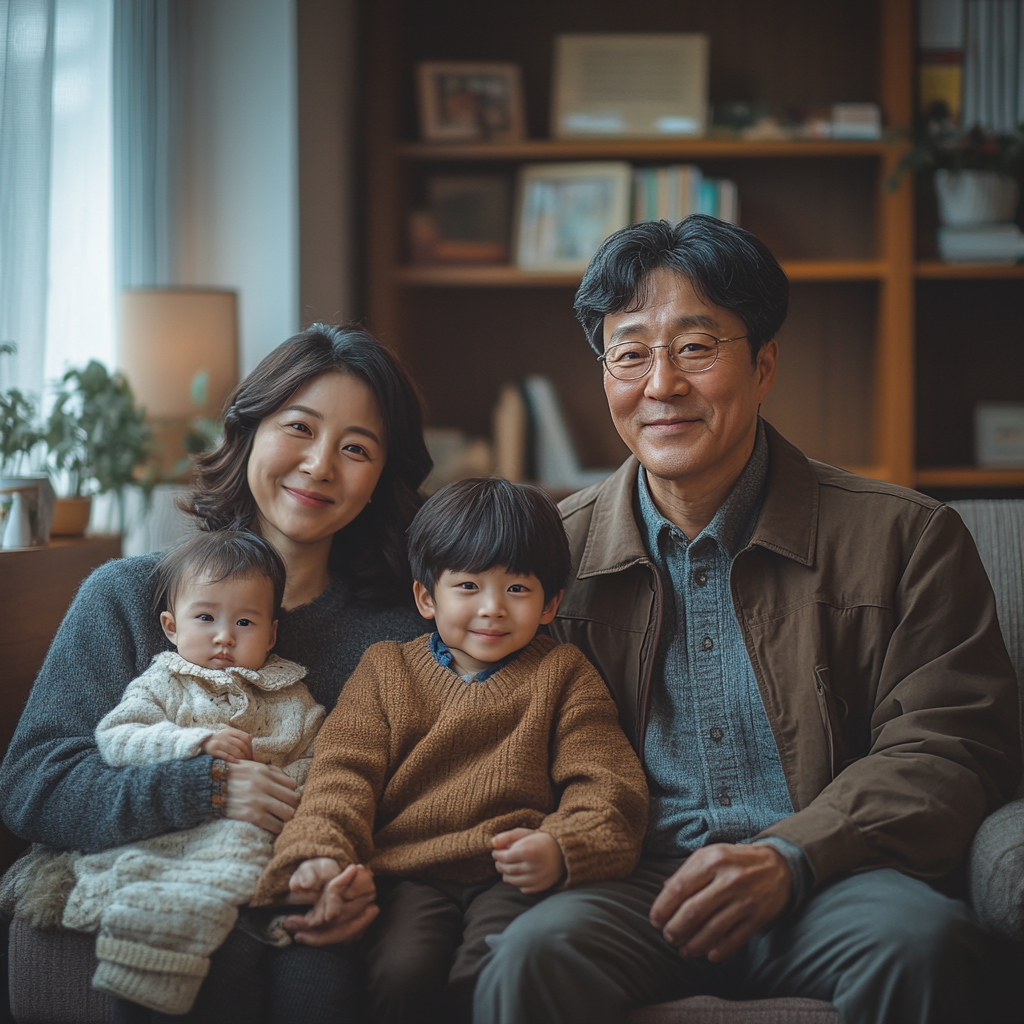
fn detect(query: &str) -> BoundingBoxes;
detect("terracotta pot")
[50,496,93,537]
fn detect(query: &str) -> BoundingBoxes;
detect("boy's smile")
[413,568,562,677]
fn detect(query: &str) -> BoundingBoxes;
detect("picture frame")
[514,161,632,272]
[975,402,1024,467]
[552,33,709,139]
[416,62,526,143]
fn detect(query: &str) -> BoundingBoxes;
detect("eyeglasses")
[598,334,749,381]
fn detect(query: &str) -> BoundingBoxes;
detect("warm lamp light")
[118,289,238,419]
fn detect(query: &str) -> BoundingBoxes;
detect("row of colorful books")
[631,165,739,226]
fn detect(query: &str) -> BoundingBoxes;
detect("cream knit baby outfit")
[50,651,322,1015]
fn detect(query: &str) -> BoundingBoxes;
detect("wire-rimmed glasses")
[598,334,749,381]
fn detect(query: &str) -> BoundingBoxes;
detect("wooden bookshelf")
[360,0,1019,493]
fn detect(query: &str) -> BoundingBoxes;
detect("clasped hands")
[281,828,566,946]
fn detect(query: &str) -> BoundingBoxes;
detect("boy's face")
[160,573,278,671]
[413,568,562,677]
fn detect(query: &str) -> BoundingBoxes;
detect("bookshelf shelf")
[915,467,1024,488]
[395,261,889,288]
[915,262,1024,279]
[395,139,894,162]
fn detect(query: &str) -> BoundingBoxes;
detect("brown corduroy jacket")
[551,420,1021,889]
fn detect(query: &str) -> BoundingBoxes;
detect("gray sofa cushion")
[967,797,1024,942]
[628,996,841,1023]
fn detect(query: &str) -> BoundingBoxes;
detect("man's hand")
[201,727,254,764]
[492,828,567,894]
[283,862,378,946]
[649,843,792,963]
[224,760,299,833]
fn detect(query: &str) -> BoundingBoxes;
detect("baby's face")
[160,573,277,671]
[413,567,561,677]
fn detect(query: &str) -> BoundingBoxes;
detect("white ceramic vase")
[934,169,1020,225]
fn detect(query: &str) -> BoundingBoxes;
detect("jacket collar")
[156,650,308,691]
[575,419,818,579]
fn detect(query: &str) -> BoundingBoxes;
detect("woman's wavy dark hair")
[180,323,433,604]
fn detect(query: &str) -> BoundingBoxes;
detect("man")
[473,217,1020,1024]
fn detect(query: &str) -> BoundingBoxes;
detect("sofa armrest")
[967,797,1024,942]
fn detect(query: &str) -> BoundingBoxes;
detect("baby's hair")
[407,477,571,602]
[153,530,287,619]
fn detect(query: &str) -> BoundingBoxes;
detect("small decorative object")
[551,34,709,139]
[416,62,525,143]
[514,161,632,272]
[975,402,1024,467]
[409,176,511,263]
[830,103,882,140]
[0,476,54,548]
[45,360,153,533]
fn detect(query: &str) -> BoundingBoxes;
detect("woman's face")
[247,371,386,550]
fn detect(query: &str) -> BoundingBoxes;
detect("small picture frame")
[975,402,1024,467]
[514,161,632,272]
[416,62,526,143]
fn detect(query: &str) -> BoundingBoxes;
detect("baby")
[252,478,648,1024]
[11,530,323,1015]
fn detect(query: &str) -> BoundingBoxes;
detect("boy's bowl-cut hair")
[407,478,571,602]
[153,529,287,620]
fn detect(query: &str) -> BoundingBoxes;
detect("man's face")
[602,268,777,491]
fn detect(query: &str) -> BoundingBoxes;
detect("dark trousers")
[474,858,1016,1024]
[364,876,543,1024]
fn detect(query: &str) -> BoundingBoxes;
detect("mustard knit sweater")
[253,634,647,902]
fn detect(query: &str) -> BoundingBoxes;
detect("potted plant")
[0,342,43,476]
[45,360,154,535]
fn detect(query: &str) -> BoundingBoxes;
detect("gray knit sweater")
[0,553,427,854]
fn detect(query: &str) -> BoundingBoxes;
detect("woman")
[0,324,433,1022]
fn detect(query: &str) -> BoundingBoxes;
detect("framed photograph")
[552,34,709,139]
[416,62,526,142]
[975,402,1024,467]
[409,175,511,263]
[514,161,632,272]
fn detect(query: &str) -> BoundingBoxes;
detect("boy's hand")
[286,857,342,903]
[492,828,567,894]
[201,727,254,763]
[284,862,378,946]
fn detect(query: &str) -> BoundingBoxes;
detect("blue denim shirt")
[638,420,811,904]
[429,630,524,682]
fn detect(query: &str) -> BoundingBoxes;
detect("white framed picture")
[975,402,1024,467]
[552,33,709,138]
[514,161,632,272]
[416,62,526,143]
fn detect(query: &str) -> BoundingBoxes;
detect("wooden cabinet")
[361,0,1024,494]
[0,535,122,871]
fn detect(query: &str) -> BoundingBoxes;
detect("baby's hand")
[491,828,566,894]
[201,727,254,764]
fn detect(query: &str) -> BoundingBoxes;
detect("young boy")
[252,478,648,1024]
[3,530,323,1015]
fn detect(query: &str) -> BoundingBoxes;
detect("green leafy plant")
[887,119,1024,192]
[172,369,225,477]
[45,360,154,525]
[0,342,43,476]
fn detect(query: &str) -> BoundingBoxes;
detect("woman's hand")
[283,862,378,946]
[492,828,567,894]
[201,727,254,764]
[225,760,299,833]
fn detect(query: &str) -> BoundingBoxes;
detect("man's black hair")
[574,215,789,363]
[407,477,571,602]
[153,529,287,619]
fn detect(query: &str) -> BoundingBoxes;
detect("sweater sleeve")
[538,647,649,887]
[95,661,218,766]
[0,557,222,854]
[252,645,393,904]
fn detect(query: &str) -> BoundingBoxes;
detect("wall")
[175,0,299,375]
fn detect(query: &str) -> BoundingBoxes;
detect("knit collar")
[429,631,527,683]
[155,650,307,692]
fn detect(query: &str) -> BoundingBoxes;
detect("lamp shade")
[118,290,238,420]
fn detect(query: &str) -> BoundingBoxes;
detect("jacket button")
[694,570,708,587]
[701,636,714,652]
[718,793,732,807]
[710,727,724,742]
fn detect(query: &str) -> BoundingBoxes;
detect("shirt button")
[701,636,714,652]
[710,727,724,742]
[718,793,732,807]
[694,570,708,587]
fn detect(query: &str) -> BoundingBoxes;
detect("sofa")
[5,500,1024,1023]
